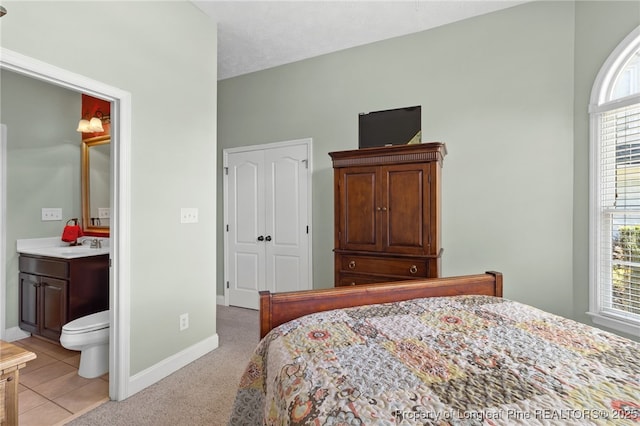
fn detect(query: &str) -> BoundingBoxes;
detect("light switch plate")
[98,207,110,219]
[180,208,198,224]
[42,208,62,221]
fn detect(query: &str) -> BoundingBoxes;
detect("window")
[590,26,640,336]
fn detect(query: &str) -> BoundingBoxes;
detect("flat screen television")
[358,105,421,148]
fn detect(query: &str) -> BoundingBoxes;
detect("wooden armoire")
[329,143,446,287]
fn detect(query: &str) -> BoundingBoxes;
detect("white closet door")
[225,140,311,310]
[227,150,265,309]
[264,144,309,293]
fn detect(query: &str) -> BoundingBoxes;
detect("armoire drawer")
[336,274,396,287]
[337,255,428,278]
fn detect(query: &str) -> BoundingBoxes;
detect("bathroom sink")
[18,245,109,259]
[52,246,103,255]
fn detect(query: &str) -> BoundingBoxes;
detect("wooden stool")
[1,341,36,426]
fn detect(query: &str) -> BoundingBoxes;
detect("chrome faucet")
[90,238,102,249]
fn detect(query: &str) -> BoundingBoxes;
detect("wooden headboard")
[259,271,502,338]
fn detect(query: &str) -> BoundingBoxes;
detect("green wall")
[1,1,219,376]
[218,0,639,340]
[218,0,576,316]
[1,70,82,330]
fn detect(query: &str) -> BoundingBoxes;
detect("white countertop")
[17,237,110,259]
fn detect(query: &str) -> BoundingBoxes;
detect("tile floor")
[12,336,109,426]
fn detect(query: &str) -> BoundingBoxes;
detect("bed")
[229,272,640,425]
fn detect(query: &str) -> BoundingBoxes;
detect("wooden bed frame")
[259,271,502,338]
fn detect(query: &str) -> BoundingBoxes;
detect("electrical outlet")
[179,313,189,331]
[41,208,62,221]
[180,208,198,224]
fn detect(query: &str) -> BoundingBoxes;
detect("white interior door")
[225,140,312,309]
[264,144,309,293]
[227,150,265,309]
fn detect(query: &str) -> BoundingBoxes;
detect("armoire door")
[338,162,432,255]
[381,162,432,255]
[225,141,311,310]
[337,166,381,252]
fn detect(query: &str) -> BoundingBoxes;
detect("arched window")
[590,26,640,336]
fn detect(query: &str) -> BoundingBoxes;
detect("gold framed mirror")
[81,136,110,236]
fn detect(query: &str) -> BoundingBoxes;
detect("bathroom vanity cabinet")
[18,254,109,342]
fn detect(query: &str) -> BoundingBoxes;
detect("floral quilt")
[228,295,640,425]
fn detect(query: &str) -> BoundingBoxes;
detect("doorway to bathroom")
[0,48,132,401]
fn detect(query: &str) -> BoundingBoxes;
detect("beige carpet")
[66,305,259,426]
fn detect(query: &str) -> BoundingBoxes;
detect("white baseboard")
[3,326,31,342]
[126,333,219,398]
[216,295,225,305]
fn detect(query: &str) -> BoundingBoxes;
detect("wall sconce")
[76,111,109,133]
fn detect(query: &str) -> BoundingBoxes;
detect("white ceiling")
[193,0,529,80]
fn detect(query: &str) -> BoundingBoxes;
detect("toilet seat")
[62,310,109,334]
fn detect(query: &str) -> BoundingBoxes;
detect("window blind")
[600,103,640,322]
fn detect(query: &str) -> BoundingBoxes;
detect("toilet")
[60,310,109,378]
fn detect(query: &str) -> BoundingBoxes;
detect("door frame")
[0,48,132,401]
[0,124,6,341]
[223,138,313,306]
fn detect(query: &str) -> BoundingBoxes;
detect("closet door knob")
[257,236,264,241]
[265,235,272,242]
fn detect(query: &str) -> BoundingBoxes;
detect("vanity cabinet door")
[18,271,68,340]
[40,277,68,341]
[18,273,39,334]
